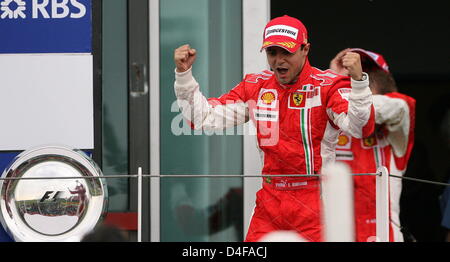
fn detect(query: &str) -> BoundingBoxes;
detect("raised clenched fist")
[174,44,197,73]
[329,49,363,81]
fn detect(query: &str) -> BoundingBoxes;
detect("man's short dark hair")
[368,69,398,94]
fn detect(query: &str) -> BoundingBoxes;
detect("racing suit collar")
[277,58,312,90]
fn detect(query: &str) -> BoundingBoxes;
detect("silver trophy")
[0,145,108,242]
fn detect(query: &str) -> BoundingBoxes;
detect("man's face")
[266,44,310,85]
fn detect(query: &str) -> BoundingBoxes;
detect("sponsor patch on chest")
[257,89,278,109]
[336,150,354,161]
[336,134,352,149]
[361,135,378,149]
[253,109,279,122]
[336,133,353,160]
[288,85,322,109]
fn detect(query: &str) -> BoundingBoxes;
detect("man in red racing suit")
[174,15,375,242]
[331,48,416,242]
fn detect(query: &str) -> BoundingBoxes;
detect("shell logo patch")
[257,89,278,109]
[261,91,276,105]
[336,133,352,150]
[338,135,349,146]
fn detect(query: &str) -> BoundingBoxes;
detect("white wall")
[242,0,270,239]
[0,54,93,150]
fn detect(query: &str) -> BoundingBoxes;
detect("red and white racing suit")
[336,92,415,242]
[174,59,375,242]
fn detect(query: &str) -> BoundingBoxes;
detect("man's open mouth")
[276,67,288,75]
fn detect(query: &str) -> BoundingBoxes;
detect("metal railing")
[1,167,448,242]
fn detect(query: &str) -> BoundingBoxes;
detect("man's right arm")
[174,45,248,130]
[175,68,248,130]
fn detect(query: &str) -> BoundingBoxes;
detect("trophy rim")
[0,145,108,242]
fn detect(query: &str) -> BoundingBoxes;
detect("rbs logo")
[0,0,86,19]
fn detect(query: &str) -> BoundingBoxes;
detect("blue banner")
[0,0,91,53]
[0,150,93,174]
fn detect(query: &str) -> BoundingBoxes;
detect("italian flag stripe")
[307,108,314,173]
[300,85,314,174]
[373,147,380,168]
[301,109,310,174]
[373,145,384,168]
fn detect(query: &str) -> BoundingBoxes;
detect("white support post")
[149,0,160,243]
[376,166,390,242]
[242,0,271,240]
[137,167,142,242]
[321,162,355,242]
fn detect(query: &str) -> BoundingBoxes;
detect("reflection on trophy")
[67,180,88,217]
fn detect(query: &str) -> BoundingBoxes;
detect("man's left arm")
[327,52,375,138]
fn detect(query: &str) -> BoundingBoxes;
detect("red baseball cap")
[350,48,390,73]
[261,15,308,53]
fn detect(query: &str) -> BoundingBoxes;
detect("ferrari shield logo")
[363,136,377,148]
[289,92,307,108]
[293,93,304,106]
